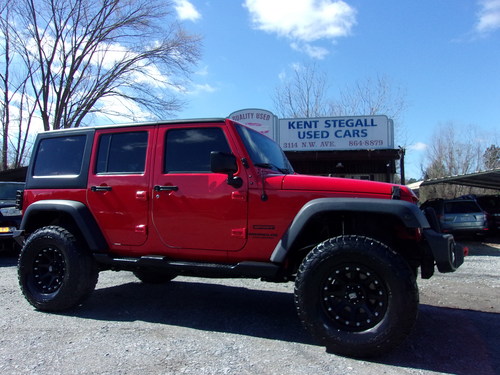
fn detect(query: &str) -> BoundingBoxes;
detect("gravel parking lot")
[0,239,499,375]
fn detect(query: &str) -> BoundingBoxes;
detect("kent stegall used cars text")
[279,116,392,151]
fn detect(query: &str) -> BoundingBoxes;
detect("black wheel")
[294,235,418,358]
[18,226,98,311]
[133,269,176,284]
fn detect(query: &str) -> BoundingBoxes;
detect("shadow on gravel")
[77,279,313,344]
[382,305,500,375]
[66,278,499,375]
[457,236,500,257]
[461,241,500,256]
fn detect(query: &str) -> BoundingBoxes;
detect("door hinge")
[135,224,147,234]
[136,191,148,201]
[231,191,246,201]
[231,227,247,239]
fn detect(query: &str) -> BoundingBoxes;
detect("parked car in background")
[420,198,489,237]
[0,181,25,251]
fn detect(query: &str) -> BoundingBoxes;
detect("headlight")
[0,206,22,216]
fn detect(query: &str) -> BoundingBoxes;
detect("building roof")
[420,168,500,191]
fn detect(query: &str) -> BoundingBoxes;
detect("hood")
[266,174,417,202]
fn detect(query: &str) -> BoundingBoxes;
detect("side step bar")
[93,254,282,280]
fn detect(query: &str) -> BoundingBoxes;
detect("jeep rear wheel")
[294,235,418,358]
[18,226,98,311]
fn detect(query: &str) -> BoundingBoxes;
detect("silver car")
[421,198,489,237]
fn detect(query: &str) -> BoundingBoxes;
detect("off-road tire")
[18,226,98,311]
[294,235,419,358]
[133,269,177,284]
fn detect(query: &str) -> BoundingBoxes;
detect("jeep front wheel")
[294,235,418,358]
[18,226,98,311]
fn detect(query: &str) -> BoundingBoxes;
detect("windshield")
[0,182,24,200]
[235,124,294,174]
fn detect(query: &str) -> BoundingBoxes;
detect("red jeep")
[15,118,462,357]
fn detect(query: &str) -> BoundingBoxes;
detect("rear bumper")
[441,222,489,234]
[423,228,464,273]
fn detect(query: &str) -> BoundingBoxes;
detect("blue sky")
[170,0,500,179]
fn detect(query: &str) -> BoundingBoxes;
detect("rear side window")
[164,128,231,173]
[96,131,148,174]
[33,135,86,176]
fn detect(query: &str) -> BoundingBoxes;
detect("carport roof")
[420,168,500,191]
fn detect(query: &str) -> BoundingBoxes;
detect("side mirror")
[210,152,243,188]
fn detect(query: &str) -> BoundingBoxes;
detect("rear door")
[151,125,248,251]
[87,126,154,247]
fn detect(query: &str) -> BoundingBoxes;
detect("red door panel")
[152,125,248,251]
[87,127,154,247]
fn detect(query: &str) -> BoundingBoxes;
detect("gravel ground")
[0,239,499,375]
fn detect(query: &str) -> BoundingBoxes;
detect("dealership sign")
[228,109,276,139]
[278,115,394,151]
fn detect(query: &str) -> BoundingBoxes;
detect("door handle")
[91,186,112,192]
[154,185,179,192]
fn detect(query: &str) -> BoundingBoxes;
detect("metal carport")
[420,168,500,190]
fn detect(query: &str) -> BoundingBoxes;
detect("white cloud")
[174,0,201,22]
[278,70,287,82]
[244,0,356,57]
[409,142,427,152]
[184,82,218,96]
[195,65,209,76]
[291,42,329,59]
[96,95,153,123]
[476,0,500,34]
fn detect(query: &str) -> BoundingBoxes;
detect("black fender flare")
[270,197,430,263]
[17,200,108,252]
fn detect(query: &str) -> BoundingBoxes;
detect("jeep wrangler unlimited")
[15,118,463,357]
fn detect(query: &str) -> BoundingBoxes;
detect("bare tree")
[329,75,408,145]
[484,144,500,169]
[272,65,408,145]
[9,0,201,131]
[330,75,406,118]
[420,123,493,200]
[0,1,11,170]
[0,0,32,169]
[273,63,330,118]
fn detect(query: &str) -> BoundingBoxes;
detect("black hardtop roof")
[0,181,25,185]
[38,118,230,135]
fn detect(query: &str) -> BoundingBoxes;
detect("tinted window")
[444,201,482,214]
[96,131,148,174]
[33,135,86,176]
[164,128,231,173]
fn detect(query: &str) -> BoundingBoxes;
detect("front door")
[152,125,248,251]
